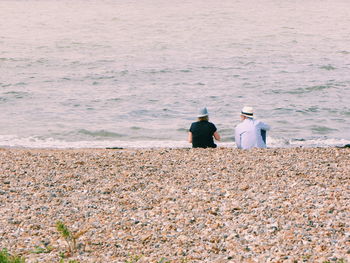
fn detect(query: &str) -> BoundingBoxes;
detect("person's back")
[188,107,220,148]
[235,106,270,149]
[190,120,217,148]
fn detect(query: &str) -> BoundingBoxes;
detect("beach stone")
[0,147,349,262]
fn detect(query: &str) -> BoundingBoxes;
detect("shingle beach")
[0,147,349,263]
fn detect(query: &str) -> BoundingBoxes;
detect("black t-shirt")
[189,121,217,148]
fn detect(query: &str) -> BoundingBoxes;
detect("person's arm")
[235,128,241,149]
[259,121,270,131]
[213,131,220,141]
[188,132,192,143]
[211,123,220,141]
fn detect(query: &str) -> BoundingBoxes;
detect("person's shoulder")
[236,121,244,128]
[253,119,261,123]
[191,121,202,127]
[208,121,217,128]
[254,119,267,125]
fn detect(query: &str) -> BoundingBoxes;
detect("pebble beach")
[0,147,349,263]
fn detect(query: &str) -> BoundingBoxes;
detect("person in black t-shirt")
[188,107,221,148]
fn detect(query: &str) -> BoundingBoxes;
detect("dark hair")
[198,116,209,121]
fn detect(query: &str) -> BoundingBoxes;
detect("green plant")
[0,249,26,263]
[323,259,346,263]
[56,221,88,254]
[302,254,311,261]
[31,245,53,254]
[125,255,142,263]
[157,258,171,263]
[59,259,80,263]
[59,251,66,260]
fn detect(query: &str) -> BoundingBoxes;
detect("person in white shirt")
[235,106,270,149]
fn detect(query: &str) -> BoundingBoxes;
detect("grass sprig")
[0,249,25,263]
[56,221,89,255]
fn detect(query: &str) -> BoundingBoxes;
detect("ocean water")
[0,0,349,148]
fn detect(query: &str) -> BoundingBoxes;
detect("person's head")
[240,106,254,121]
[197,107,209,121]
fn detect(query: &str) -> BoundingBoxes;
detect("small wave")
[77,129,126,138]
[0,57,30,62]
[120,70,129,76]
[88,75,115,80]
[96,59,115,63]
[288,138,350,148]
[268,137,350,148]
[310,125,338,134]
[273,108,294,113]
[35,58,49,64]
[306,106,319,113]
[147,69,171,74]
[173,82,189,86]
[14,82,27,86]
[319,65,336,70]
[2,91,29,99]
[107,98,121,102]
[297,85,330,93]
[179,69,192,73]
[342,110,350,116]
[200,66,216,70]
[268,85,331,95]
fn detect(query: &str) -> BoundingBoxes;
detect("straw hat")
[241,106,254,118]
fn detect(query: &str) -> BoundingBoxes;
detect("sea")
[1,0,349,148]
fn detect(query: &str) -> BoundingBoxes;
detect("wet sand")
[0,147,349,262]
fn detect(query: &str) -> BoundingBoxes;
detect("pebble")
[0,147,349,262]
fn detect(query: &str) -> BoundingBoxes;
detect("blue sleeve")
[258,121,270,131]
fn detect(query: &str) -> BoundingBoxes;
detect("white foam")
[288,138,350,148]
[0,135,348,149]
[0,135,190,149]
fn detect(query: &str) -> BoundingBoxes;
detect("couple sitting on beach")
[188,106,270,149]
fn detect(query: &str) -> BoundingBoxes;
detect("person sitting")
[235,106,270,149]
[188,107,220,148]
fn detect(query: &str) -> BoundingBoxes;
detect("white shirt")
[235,118,270,149]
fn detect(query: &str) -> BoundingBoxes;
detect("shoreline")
[0,142,349,151]
[0,136,349,150]
[0,147,349,262]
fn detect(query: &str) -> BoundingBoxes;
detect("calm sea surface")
[1,0,349,148]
